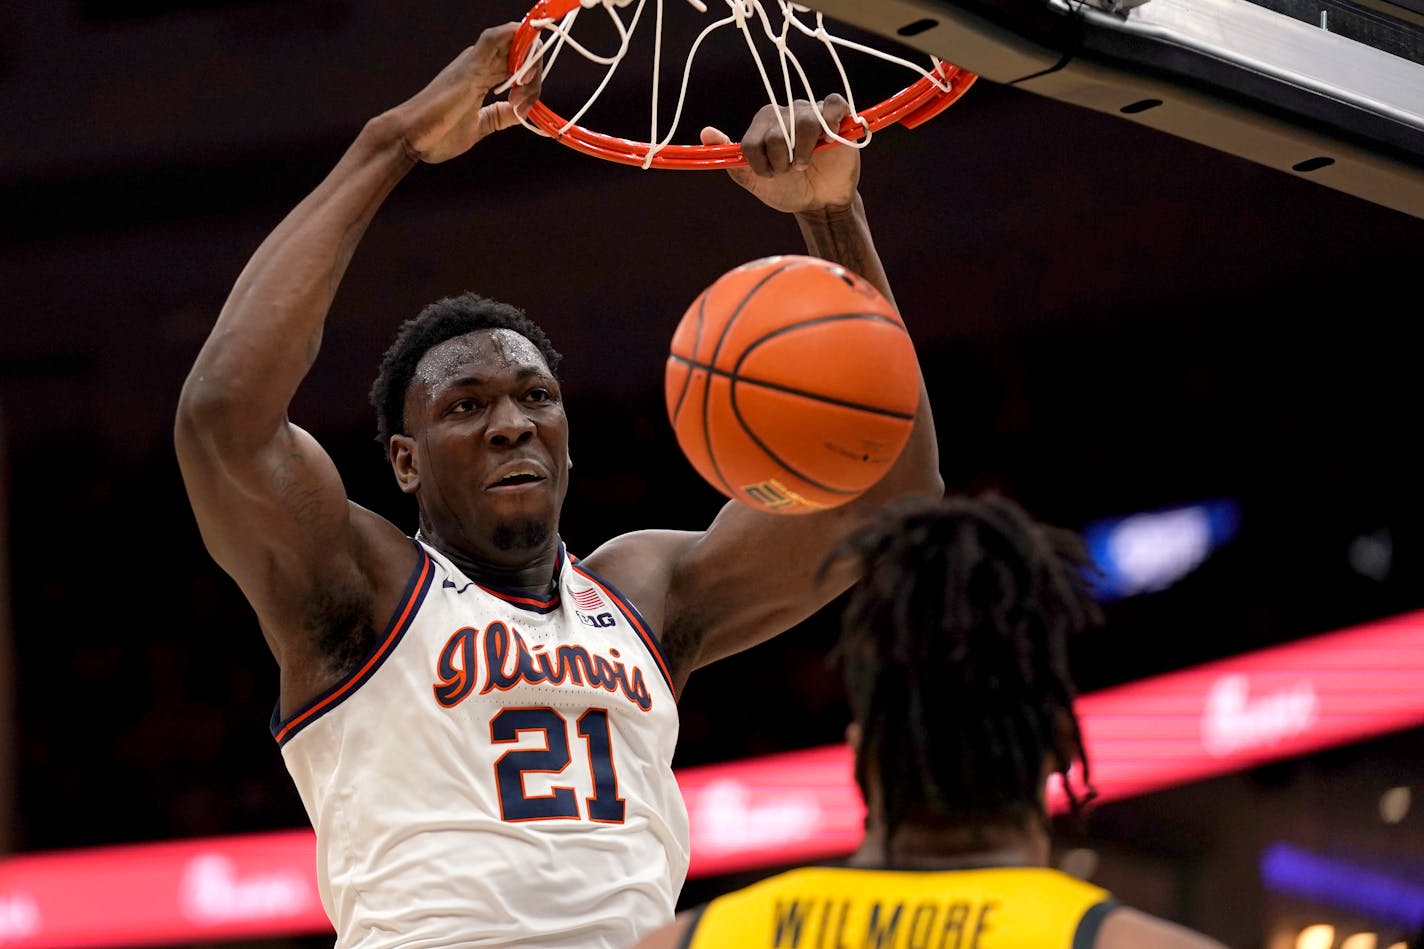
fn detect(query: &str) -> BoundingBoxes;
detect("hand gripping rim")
[508,0,977,170]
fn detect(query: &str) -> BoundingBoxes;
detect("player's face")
[398,328,570,564]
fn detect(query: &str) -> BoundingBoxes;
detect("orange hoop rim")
[509,0,978,170]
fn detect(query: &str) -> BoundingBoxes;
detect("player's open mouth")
[485,465,547,492]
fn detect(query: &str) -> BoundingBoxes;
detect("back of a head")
[833,494,1104,841]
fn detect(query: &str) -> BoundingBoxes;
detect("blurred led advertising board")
[2,609,1421,946]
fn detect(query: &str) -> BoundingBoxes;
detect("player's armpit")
[175,415,416,699]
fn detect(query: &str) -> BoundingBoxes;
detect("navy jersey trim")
[271,541,434,746]
[439,540,566,614]
[570,558,677,700]
[675,904,709,949]
[1072,897,1120,949]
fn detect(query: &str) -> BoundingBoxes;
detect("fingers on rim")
[767,131,796,174]
[481,22,518,52]
[738,124,774,176]
[744,138,775,177]
[745,96,853,175]
[791,102,826,167]
[512,70,543,102]
[759,107,806,173]
[814,94,855,143]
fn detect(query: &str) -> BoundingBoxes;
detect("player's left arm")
[712,94,900,308]
[587,98,940,691]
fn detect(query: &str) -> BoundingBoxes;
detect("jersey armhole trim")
[1072,897,1121,949]
[676,903,710,949]
[271,540,434,745]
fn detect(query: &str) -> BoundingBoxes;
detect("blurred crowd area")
[6,391,843,852]
[8,303,1423,855]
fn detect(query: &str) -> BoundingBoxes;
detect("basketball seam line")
[667,356,918,421]
[700,260,800,498]
[730,309,914,419]
[669,288,706,426]
[721,309,915,495]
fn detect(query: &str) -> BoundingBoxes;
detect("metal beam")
[811,0,1424,219]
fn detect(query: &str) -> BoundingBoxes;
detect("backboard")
[808,0,1424,219]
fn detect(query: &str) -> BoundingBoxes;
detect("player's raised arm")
[711,94,898,307]
[173,24,536,705]
[633,497,1231,949]
[723,96,938,516]
[584,96,940,690]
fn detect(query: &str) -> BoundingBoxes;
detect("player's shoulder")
[1095,905,1229,949]
[580,528,701,591]
[581,527,698,616]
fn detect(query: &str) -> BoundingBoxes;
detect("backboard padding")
[809,0,1424,219]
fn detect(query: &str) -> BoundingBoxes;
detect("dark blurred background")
[2,2,1423,947]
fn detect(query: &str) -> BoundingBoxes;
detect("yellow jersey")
[681,865,1117,949]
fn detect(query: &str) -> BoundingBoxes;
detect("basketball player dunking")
[634,496,1227,949]
[174,21,940,949]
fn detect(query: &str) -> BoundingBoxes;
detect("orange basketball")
[665,254,920,515]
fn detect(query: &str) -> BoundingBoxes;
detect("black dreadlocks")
[829,494,1103,852]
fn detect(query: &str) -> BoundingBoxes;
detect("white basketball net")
[498,0,954,169]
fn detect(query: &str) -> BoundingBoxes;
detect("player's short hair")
[370,292,563,448]
[829,494,1102,846]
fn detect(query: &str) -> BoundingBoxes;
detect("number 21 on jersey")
[491,706,625,823]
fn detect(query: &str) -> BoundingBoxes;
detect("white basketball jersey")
[273,537,688,948]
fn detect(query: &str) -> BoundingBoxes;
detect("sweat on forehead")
[412,328,549,388]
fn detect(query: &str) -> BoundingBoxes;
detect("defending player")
[633,496,1227,949]
[173,20,940,949]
